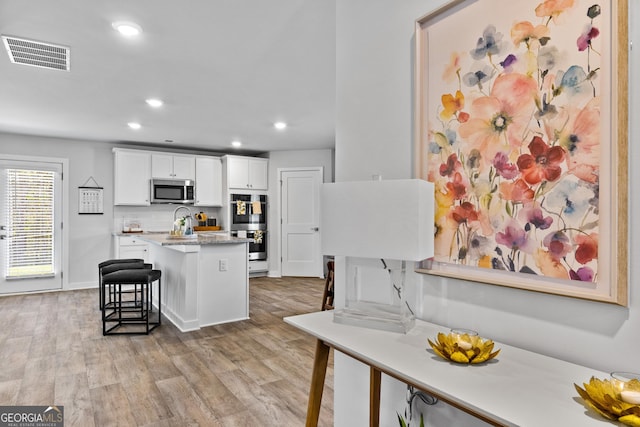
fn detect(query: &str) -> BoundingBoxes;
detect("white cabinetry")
[248,260,268,274]
[225,156,268,190]
[114,235,149,262]
[113,149,151,206]
[152,153,195,180]
[195,156,223,206]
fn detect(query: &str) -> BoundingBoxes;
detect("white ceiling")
[0,1,336,154]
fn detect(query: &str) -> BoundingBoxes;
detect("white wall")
[1,133,327,288]
[266,149,334,276]
[0,134,230,288]
[335,0,639,425]
[0,132,115,288]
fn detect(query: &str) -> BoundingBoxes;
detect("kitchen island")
[138,233,252,331]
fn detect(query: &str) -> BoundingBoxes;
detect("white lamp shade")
[321,179,434,261]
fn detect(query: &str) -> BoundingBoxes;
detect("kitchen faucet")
[173,205,193,234]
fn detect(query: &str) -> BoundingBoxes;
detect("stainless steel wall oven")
[230,194,267,231]
[231,230,267,261]
[230,194,267,262]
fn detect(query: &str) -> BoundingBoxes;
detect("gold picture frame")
[414,0,628,305]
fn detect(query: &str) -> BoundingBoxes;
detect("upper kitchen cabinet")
[113,149,151,206]
[195,156,223,206]
[151,153,195,180]
[224,155,268,190]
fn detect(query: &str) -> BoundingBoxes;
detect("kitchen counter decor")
[574,373,640,426]
[427,330,500,364]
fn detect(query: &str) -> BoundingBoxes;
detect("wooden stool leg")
[158,277,162,325]
[370,367,381,427]
[306,339,330,427]
[321,260,335,311]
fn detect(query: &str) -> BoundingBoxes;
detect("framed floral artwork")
[414,0,628,305]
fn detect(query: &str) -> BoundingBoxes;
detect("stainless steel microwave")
[151,179,195,204]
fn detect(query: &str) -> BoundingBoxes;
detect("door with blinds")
[0,158,63,293]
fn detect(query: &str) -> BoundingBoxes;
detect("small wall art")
[78,176,104,215]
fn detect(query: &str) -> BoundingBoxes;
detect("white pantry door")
[0,158,63,293]
[280,168,323,277]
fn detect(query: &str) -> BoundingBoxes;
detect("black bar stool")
[102,268,162,335]
[321,260,335,311]
[100,261,152,315]
[98,259,144,309]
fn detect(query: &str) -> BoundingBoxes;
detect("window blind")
[5,168,55,278]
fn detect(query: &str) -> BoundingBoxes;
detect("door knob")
[311,227,319,232]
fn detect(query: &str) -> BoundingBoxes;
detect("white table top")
[284,310,614,427]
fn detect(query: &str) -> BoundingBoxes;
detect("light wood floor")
[0,276,334,426]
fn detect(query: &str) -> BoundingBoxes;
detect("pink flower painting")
[425,0,604,284]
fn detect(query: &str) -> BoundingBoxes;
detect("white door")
[0,158,63,293]
[281,168,323,277]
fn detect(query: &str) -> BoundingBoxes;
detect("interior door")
[281,168,323,277]
[0,158,63,293]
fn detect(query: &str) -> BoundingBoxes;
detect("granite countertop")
[119,232,252,246]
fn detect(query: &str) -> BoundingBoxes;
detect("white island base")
[144,235,250,332]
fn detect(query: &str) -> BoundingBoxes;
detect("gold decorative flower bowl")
[427,330,500,364]
[574,374,640,426]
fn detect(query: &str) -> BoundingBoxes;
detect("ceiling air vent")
[1,35,70,71]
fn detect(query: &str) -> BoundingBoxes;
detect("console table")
[284,310,610,427]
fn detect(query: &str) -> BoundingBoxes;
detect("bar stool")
[102,268,162,335]
[98,259,144,309]
[321,260,335,311]
[100,261,152,315]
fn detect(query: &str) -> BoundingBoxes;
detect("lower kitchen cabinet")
[248,260,268,275]
[114,235,149,262]
[139,234,250,331]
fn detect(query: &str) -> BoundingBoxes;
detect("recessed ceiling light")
[231,140,242,148]
[274,121,287,130]
[146,98,163,108]
[112,21,143,37]
[127,122,141,130]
